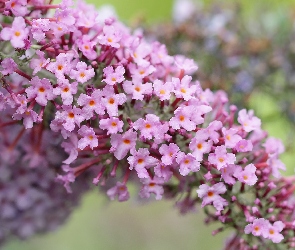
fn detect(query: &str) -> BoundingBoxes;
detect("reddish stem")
[14,69,32,81]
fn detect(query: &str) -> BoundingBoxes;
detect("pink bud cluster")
[0,1,293,249]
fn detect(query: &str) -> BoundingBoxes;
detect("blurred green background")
[4,0,295,249]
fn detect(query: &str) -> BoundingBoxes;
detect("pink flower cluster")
[0,1,293,249]
[245,218,285,244]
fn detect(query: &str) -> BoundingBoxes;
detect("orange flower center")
[38,87,45,93]
[68,112,74,118]
[108,98,115,105]
[184,159,190,164]
[207,191,214,197]
[123,139,130,144]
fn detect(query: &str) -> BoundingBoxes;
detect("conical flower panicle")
[0,1,293,249]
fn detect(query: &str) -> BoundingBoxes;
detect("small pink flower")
[77,125,98,150]
[76,35,97,60]
[129,63,156,79]
[99,117,124,135]
[244,218,269,238]
[31,19,51,42]
[127,148,158,178]
[234,164,257,186]
[196,183,228,211]
[208,145,236,170]
[110,130,137,160]
[263,137,285,155]
[0,58,17,75]
[30,50,50,75]
[49,22,70,38]
[101,85,126,116]
[58,105,85,132]
[70,61,95,83]
[122,79,153,101]
[77,90,105,119]
[97,25,121,48]
[205,120,222,143]
[12,109,38,129]
[220,164,237,185]
[174,55,198,74]
[46,53,74,78]
[154,163,173,181]
[159,143,180,166]
[222,127,242,148]
[267,221,285,243]
[169,106,197,131]
[129,40,151,66]
[234,139,253,152]
[139,176,164,200]
[0,16,29,48]
[153,79,174,101]
[176,151,200,176]
[54,8,76,26]
[102,65,125,86]
[5,0,28,16]
[172,75,197,101]
[56,165,75,193]
[133,114,165,140]
[53,79,78,106]
[107,182,130,202]
[189,130,212,161]
[267,157,286,178]
[25,76,55,106]
[238,109,261,132]
[61,134,79,164]
[150,41,174,66]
